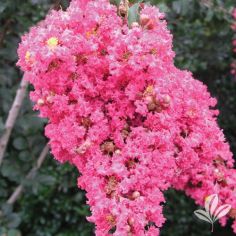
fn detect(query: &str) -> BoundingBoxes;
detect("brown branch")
[0,78,28,166]
[7,145,50,205]
[50,0,62,11]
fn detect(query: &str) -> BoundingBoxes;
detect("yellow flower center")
[106,214,116,226]
[47,37,59,49]
[143,85,154,96]
[86,28,97,39]
[150,48,157,55]
[205,195,211,202]
[25,51,31,62]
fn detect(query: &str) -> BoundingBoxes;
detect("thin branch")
[50,0,62,11]
[0,78,28,166]
[7,145,50,205]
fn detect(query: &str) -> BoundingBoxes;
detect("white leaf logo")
[194,194,231,232]
[194,210,212,224]
[205,194,218,217]
[213,204,232,221]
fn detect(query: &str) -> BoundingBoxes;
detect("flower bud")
[126,225,131,232]
[46,95,54,103]
[162,95,171,108]
[131,191,140,200]
[128,217,135,225]
[145,95,153,103]
[37,98,44,106]
[119,3,127,17]
[75,140,91,154]
[131,22,139,28]
[115,149,121,155]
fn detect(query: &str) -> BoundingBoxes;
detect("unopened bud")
[126,225,131,232]
[119,3,127,17]
[131,22,139,28]
[131,191,140,200]
[145,95,154,103]
[37,98,44,106]
[75,140,91,154]
[46,95,54,103]
[115,149,121,155]
[128,217,135,225]
[162,95,171,108]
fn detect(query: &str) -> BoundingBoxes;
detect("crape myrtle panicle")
[17,0,236,235]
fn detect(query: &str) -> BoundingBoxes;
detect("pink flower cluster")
[17,0,236,235]
[232,8,236,78]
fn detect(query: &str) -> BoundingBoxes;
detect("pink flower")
[17,0,236,235]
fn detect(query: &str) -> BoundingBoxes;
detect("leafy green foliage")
[128,3,140,26]
[110,0,121,6]
[0,0,236,235]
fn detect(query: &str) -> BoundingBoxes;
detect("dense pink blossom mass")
[18,0,236,235]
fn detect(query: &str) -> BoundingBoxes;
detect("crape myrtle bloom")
[18,0,236,235]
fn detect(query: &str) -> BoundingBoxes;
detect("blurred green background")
[0,0,236,235]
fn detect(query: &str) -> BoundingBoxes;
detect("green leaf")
[110,0,121,6]
[37,174,57,186]
[18,150,31,162]
[13,137,28,150]
[1,204,13,215]
[172,0,182,14]
[7,213,21,228]
[128,3,140,27]
[1,160,22,181]
[7,229,21,236]
[0,117,4,136]
[0,2,8,14]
